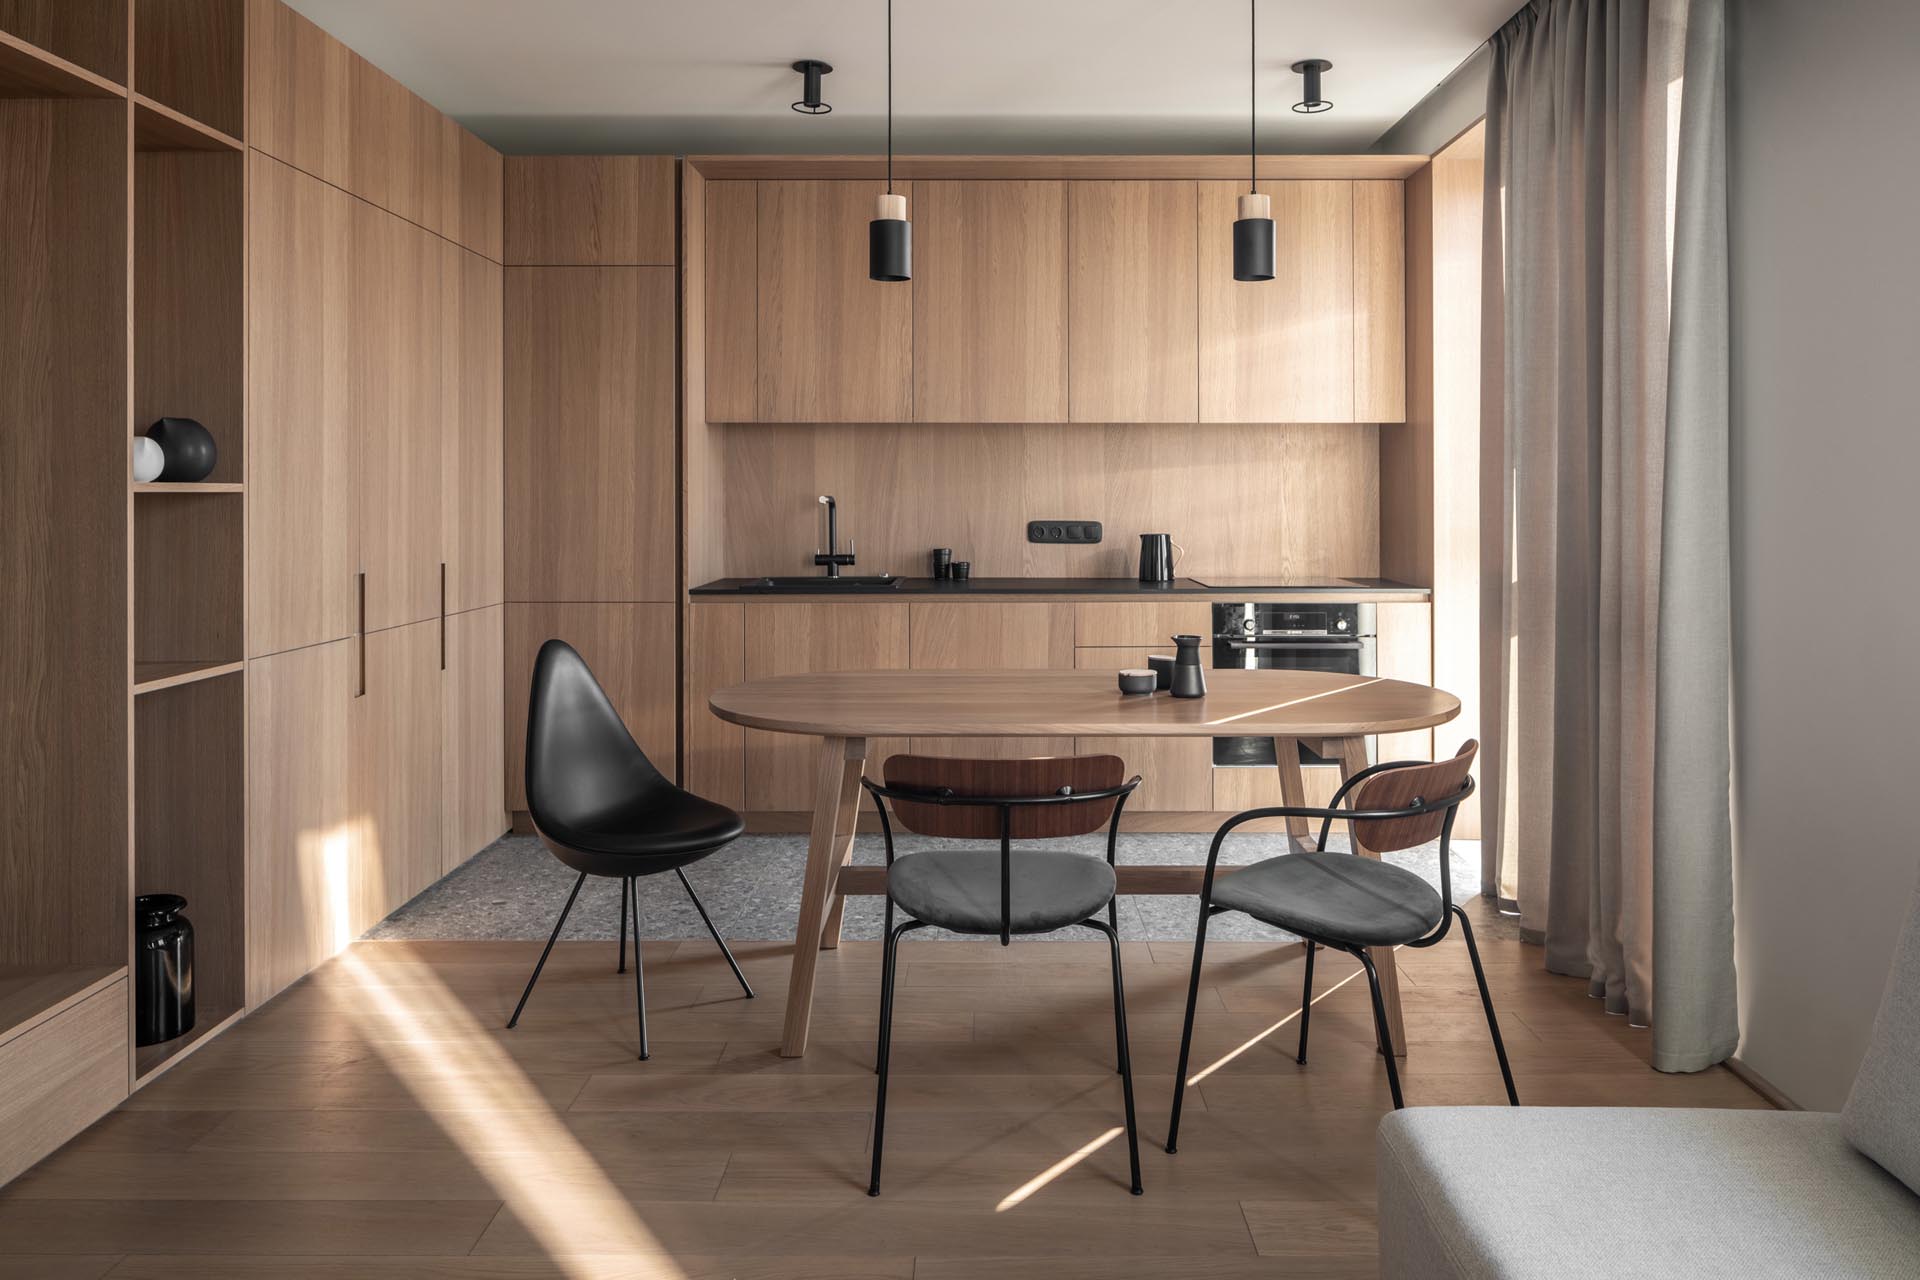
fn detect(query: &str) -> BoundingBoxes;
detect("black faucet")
[813,495,856,577]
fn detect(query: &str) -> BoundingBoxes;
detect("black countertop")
[689,576,1431,599]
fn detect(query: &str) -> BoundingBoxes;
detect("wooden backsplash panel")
[709,421,1378,581]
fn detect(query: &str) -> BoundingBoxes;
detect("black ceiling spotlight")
[1232,0,1274,282]
[791,59,833,114]
[1291,58,1333,113]
[868,0,909,281]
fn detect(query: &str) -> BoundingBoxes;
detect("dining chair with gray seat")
[860,753,1144,1197]
[1166,740,1515,1153]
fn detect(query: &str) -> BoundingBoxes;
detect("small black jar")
[134,894,195,1047]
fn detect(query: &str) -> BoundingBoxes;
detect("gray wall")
[1730,0,1920,1108]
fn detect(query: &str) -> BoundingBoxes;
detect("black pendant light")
[1232,0,1274,283]
[868,0,910,281]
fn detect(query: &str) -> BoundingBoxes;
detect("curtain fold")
[1479,0,1736,1071]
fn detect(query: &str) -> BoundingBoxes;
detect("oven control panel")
[1215,602,1366,639]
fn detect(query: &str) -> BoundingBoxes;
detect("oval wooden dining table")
[709,667,1461,1057]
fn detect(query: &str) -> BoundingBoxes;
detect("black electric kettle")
[1138,533,1182,584]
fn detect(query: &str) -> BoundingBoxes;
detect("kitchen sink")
[744,575,899,590]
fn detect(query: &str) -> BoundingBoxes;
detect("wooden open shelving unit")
[0,1,250,1186]
[127,0,248,1087]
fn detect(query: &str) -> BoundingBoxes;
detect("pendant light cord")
[1248,0,1256,194]
[886,0,894,194]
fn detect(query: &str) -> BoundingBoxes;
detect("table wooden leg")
[781,735,867,1057]
[1330,734,1408,1058]
[817,748,867,950]
[1272,737,1314,852]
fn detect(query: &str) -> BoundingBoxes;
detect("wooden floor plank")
[0,934,1767,1275]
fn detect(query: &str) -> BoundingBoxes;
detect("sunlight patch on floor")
[1184,960,1373,1086]
[995,1125,1123,1212]
[339,947,688,1279]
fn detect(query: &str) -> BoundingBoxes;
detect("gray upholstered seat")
[1210,851,1445,946]
[886,849,1117,936]
[1377,1108,1920,1279]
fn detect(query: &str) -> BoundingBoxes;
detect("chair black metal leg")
[507,871,587,1030]
[1166,901,1215,1154]
[1357,948,1405,1109]
[617,875,629,974]
[1296,940,1317,1065]
[676,867,754,999]
[1107,898,1118,934]
[869,919,922,1196]
[1089,918,1143,1195]
[1453,905,1518,1105]
[628,877,649,1061]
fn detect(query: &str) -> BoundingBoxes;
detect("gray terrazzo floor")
[367,830,1516,945]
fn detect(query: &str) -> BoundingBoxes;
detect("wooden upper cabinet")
[1198,179,1356,424]
[504,266,677,603]
[504,156,676,266]
[351,202,443,633]
[704,180,758,423]
[1068,181,1199,422]
[757,180,913,423]
[247,0,350,190]
[914,181,1068,423]
[440,120,505,263]
[442,241,504,614]
[247,151,355,658]
[1353,181,1407,423]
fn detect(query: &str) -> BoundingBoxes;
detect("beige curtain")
[1479,0,1737,1072]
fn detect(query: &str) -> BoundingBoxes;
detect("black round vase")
[145,417,218,482]
[134,894,195,1047]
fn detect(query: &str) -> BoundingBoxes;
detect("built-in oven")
[1212,602,1377,769]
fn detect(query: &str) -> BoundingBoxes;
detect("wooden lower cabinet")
[246,637,355,1006]
[1074,601,1211,648]
[908,602,1075,760]
[1073,646,1214,811]
[505,603,678,812]
[351,620,444,935]
[743,603,908,809]
[442,605,506,877]
[0,981,128,1186]
[685,602,746,809]
[1377,600,1436,762]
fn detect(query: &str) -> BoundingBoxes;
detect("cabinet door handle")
[356,571,367,698]
[439,562,447,671]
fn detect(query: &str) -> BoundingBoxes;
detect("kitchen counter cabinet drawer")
[0,979,129,1186]
[1074,601,1212,648]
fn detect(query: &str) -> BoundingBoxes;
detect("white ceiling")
[284,0,1516,155]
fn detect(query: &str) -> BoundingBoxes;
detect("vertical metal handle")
[355,571,367,698]
[439,562,447,671]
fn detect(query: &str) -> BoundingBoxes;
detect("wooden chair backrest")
[881,754,1126,840]
[1350,740,1478,853]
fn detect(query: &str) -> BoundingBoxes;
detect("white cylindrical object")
[875,191,908,221]
[1238,192,1272,221]
[132,436,164,483]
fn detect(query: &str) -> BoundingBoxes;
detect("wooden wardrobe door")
[442,240,504,615]
[350,619,443,928]
[247,150,355,658]
[246,636,354,1006]
[351,203,442,633]
[441,604,506,877]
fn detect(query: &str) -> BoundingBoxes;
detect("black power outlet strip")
[1027,520,1103,544]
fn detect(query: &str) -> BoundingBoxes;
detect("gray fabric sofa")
[1377,879,1920,1278]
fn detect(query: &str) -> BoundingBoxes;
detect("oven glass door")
[1213,639,1369,768]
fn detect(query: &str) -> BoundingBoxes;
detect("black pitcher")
[1169,634,1207,698]
[134,894,195,1047]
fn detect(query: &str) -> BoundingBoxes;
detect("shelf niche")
[132,672,244,1080]
[133,0,243,142]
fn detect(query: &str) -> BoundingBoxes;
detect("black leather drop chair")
[1165,740,1516,1153]
[508,639,754,1059]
